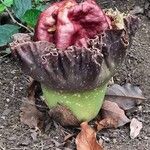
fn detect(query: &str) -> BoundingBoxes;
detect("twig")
[5,7,33,33]
[0,0,33,33]
[0,145,6,150]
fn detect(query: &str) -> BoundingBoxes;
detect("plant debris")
[76,122,103,150]
[64,133,75,142]
[48,105,80,127]
[20,99,44,130]
[20,79,145,149]
[20,82,45,130]
[105,83,145,110]
[98,100,130,129]
[95,117,118,131]
[130,118,143,139]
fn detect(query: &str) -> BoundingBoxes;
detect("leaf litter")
[20,98,44,129]
[130,118,143,139]
[95,100,130,131]
[20,81,145,149]
[20,81,45,130]
[105,83,145,110]
[76,122,104,150]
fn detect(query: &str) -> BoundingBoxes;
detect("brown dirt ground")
[0,0,150,149]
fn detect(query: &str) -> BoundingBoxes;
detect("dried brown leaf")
[96,117,118,132]
[20,100,44,129]
[48,105,79,126]
[101,101,130,127]
[105,83,145,110]
[76,122,104,150]
[27,79,42,98]
[20,78,46,129]
[130,118,143,139]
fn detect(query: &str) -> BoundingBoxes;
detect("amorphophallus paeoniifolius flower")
[10,0,139,126]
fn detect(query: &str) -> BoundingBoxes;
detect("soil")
[0,0,150,150]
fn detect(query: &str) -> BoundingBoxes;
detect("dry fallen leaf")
[20,81,45,129]
[96,117,118,131]
[20,99,44,129]
[99,101,130,129]
[48,105,79,126]
[105,83,145,110]
[76,122,103,150]
[130,118,143,139]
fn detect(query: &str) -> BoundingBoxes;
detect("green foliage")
[34,0,43,5]
[22,9,41,28]
[0,0,46,27]
[13,0,32,19]
[0,0,13,13]
[0,24,20,46]
[0,0,46,54]
[36,4,47,11]
[0,4,6,13]
[3,0,13,7]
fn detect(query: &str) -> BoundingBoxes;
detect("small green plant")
[0,0,46,49]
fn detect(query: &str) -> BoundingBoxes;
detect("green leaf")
[0,0,13,13]
[13,0,32,19]
[0,24,20,46]
[22,9,41,28]
[3,0,13,7]
[35,0,42,4]
[36,4,47,11]
[0,4,6,13]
